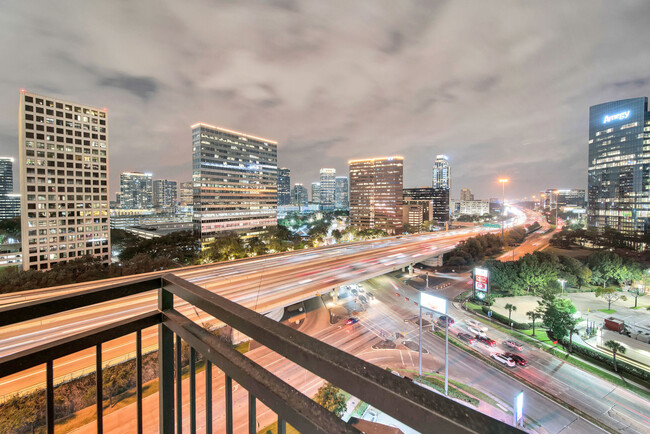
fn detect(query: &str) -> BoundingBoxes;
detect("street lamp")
[558,278,566,297]
[498,178,509,238]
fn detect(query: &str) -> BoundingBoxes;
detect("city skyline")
[2,2,650,199]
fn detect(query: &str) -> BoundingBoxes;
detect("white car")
[467,326,486,336]
[491,353,515,367]
[465,319,488,332]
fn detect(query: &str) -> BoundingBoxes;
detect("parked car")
[491,353,516,367]
[467,326,485,336]
[457,332,476,344]
[476,335,497,347]
[351,289,358,296]
[504,340,524,351]
[465,319,488,332]
[346,317,360,325]
[366,292,375,300]
[504,352,528,366]
[359,295,368,304]
[439,315,455,325]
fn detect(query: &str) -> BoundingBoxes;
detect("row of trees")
[486,250,645,297]
[444,227,528,267]
[551,225,650,250]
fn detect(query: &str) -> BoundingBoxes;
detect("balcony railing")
[0,273,522,433]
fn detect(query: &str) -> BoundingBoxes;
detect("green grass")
[351,401,370,418]
[413,375,479,407]
[598,309,616,314]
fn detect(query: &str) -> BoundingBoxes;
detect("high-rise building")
[588,98,650,237]
[319,168,336,210]
[153,179,178,210]
[460,188,474,201]
[403,187,449,223]
[335,176,349,210]
[450,199,490,216]
[0,157,13,195]
[432,155,451,190]
[277,167,291,206]
[18,91,110,271]
[291,183,308,208]
[120,172,153,209]
[192,123,277,247]
[179,181,193,207]
[311,182,321,205]
[349,157,403,234]
[0,157,19,220]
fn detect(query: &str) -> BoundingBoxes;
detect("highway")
[498,208,555,262]
[0,227,503,399]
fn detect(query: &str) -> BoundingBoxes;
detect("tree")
[604,340,626,372]
[567,321,579,353]
[538,294,576,341]
[526,310,542,335]
[588,251,622,287]
[594,286,627,311]
[313,382,347,417]
[504,303,517,324]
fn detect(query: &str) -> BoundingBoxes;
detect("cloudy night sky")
[1,0,650,200]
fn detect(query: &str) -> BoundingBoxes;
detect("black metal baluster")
[176,335,183,433]
[205,361,212,434]
[278,416,286,434]
[225,375,233,434]
[96,343,103,433]
[136,330,143,434]
[190,347,196,433]
[159,287,175,434]
[46,360,54,434]
[248,393,256,434]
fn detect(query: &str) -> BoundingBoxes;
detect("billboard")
[514,391,524,426]
[474,267,489,300]
[420,292,447,314]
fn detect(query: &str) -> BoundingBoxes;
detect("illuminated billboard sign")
[474,267,489,300]
[603,110,630,124]
[514,391,524,426]
[420,292,447,314]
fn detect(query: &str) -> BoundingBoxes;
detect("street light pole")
[558,279,566,297]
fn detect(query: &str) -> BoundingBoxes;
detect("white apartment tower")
[19,91,110,271]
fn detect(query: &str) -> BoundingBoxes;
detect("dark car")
[359,295,368,304]
[346,317,360,325]
[476,335,497,347]
[366,292,375,300]
[351,289,359,296]
[457,332,476,344]
[504,352,527,366]
[439,315,455,326]
[504,340,524,351]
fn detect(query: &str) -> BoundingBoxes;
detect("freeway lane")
[0,228,500,398]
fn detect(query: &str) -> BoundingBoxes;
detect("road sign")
[474,267,489,300]
[482,223,501,228]
[420,293,447,314]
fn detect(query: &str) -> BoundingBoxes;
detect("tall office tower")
[335,176,349,210]
[349,157,403,234]
[0,157,13,195]
[432,155,451,190]
[192,123,277,247]
[460,188,474,201]
[403,187,449,223]
[291,183,308,207]
[319,168,336,210]
[153,179,178,210]
[277,167,291,206]
[588,97,650,237]
[18,91,110,271]
[311,182,321,205]
[179,181,193,207]
[0,157,20,220]
[120,172,153,209]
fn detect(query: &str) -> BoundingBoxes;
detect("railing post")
[190,347,196,433]
[96,343,103,433]
[205,361,212,434]
[159,283,174,434]
[136,330,143,434]
[176,335,183,433]
[248,393,256,434]
[46,360,54,434]
[225,375,233,434]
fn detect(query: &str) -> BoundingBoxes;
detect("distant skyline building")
[192,123,277,246]
[319,168,336,210]
[349,157,403,234]
[153,179,178,210]
[403,187,449,223]
[277,167,291,206]
[588,97,650,237]
[18,91,110,271]
[120,172,153,209]
[451,199,490,216]
[311,182,321,205]
[432,155,451,190]
[179,181,193,207]
[0,157,19,220]
[291,183,308,208]
[335,176,349,210]
[460,188,474,201]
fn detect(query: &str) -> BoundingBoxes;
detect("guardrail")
[0,273,523,433]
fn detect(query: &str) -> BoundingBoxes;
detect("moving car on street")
[465,319,488,332]
[491,353,516,367]
[359,295,368,304]
[467,326,485,336]
[476,335,497,347]
[439,315,455,325]
[457,332,476,344]
[504,353,527,366]
[504,340,524,351]
[346,317,360,325]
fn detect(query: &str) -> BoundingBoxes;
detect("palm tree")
[505,303,517,324]
[526,310,541,336]
[604,340,626,372]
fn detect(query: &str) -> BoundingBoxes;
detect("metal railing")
[0,273,523,433]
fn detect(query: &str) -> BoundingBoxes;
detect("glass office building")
[588,97,650,237]
[277,167,291,206]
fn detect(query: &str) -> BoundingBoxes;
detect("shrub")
[481,306,532,330]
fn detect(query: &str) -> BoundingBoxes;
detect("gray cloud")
[1,0,650,201]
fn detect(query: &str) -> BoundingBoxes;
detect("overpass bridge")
[0,228,489,399]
